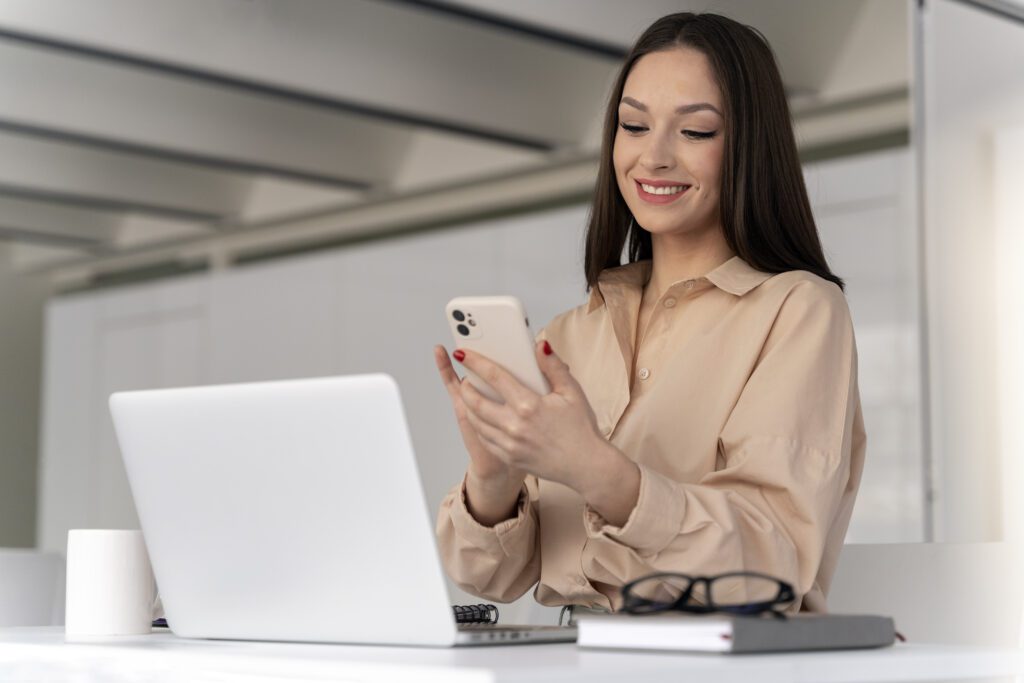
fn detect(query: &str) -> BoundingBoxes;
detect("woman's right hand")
[434,345,525,524]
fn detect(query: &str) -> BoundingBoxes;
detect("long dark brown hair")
[584,12,844,292]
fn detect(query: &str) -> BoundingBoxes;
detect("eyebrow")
[620,96,722,117]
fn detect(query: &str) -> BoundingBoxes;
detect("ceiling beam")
[0,194,120,245]
[0,0,615,149]
[0,129,251,220]
[0,24,554,152]
[0,225,108,251]
[0,40,417,189]
[40,154,601,285]
[0,184,223,222]
[383,0,628,58]
[0,119,372,192]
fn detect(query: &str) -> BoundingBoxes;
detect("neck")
[645,228,735,299]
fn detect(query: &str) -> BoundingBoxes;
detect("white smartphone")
[445,296,551,403]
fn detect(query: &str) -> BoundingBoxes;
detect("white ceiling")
[0,0,910,281]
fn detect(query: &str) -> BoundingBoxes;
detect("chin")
[635,215,690,232]
[636,216,712,239]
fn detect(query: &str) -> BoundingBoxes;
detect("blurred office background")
[0,0,1021,620]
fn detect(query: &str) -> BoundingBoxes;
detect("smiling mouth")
[635,180,691,202]
[637,181,690,195]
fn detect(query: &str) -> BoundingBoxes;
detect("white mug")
[65,529,162,638]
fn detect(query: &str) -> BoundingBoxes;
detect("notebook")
[109,374,575,647]
[576,612,896,653]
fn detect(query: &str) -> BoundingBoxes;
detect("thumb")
[536,339,574,393]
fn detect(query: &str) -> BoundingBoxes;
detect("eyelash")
[619,123,717,140]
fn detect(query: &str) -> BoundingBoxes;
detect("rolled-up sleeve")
[581,280,861,611]
[436,473,542,603]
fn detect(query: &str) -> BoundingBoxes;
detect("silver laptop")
[109,374,575,647]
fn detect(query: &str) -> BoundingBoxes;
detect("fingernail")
[543,341,552,356]
[453,349,465,362]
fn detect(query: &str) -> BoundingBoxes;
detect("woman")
[432,11,865,615]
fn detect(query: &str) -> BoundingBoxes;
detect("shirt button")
[638,367,651,381]
[684,280,695,289]
[577,577,589,587]
[663,297,677,308]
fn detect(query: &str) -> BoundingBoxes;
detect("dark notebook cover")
[577,613,896,653]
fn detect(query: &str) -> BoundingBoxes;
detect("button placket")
[635,285,683,389]
[635,306,663,386]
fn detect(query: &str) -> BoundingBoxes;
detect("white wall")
[919,0,1024,542]
[0,245,51,547]
[36,146,923,621]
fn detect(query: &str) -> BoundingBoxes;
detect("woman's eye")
[618,122,717,140]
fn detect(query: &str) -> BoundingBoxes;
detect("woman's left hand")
[454,340,615,494]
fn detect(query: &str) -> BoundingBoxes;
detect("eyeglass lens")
[625,573,788,609]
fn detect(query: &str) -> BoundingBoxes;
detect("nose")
[638,131,677,171]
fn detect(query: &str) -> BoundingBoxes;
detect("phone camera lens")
[452,310,465,322]
[456,324,470,336]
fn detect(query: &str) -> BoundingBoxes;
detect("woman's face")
[613,47,726,242]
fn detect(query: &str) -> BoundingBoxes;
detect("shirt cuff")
[448,474,532,556]
[582,463,685,556]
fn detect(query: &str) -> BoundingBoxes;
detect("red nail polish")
[453,349,465,362]
[543,341,552,356]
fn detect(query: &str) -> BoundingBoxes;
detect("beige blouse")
[435,255,866,613]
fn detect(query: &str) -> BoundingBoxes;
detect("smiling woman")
[434,12,864,616]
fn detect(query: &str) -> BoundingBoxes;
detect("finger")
[453,348,535,406]
[460,374,516,431]
[434,345,463,399]
[535,339,575,393]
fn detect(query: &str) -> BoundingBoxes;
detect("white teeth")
[640,183,688,195]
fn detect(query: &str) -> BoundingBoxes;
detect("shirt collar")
[586,255,772,313]
[704,255,775,296]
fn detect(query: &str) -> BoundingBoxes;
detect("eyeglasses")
[620,571,796,619]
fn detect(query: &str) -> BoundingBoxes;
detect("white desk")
[1,627,1023,683]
